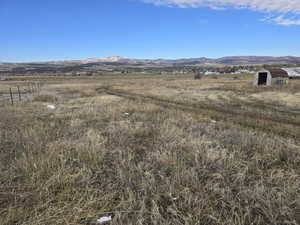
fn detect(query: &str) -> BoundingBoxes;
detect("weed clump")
[33,94,58,103]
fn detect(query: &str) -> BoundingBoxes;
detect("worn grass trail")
[97,87,300,141]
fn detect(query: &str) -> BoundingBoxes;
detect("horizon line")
[1,55,300,64]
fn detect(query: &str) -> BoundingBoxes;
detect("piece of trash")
[211,120,217,123]
[124,112,130,116]
[47,105,56,110]
[97,216,112,224]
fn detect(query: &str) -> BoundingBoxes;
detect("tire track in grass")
[97,87,300,140]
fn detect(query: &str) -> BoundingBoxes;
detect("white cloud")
[142,0,300,25]
[269,15,300,25]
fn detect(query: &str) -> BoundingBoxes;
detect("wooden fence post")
[9,88,14,105]
[17,86,21,101]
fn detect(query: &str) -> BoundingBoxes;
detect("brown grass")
[0,74,300,225]
[33,94,58,103]
[79,89,98,98]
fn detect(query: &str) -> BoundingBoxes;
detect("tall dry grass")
[1,86,300,225]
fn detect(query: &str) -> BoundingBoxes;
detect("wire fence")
[0,82,42,107]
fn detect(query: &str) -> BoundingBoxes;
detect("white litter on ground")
[47,105,56,110]
[97,216,112,224]
[211,120,217,123]
[124,112,130,116]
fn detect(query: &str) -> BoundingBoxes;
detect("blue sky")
[1,0,300,62]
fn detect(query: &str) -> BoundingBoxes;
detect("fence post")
[9,88,14,105]
[17,86,21,101]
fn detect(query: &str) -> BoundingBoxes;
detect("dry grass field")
[1,74,300,225]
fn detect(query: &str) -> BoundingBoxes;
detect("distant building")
[254,68,289,86]
[205,71,220,75]
[234,69,255,74]
[282,67,300,79]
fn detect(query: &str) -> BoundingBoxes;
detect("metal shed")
[254,68,289,86]
[282,67,300,79]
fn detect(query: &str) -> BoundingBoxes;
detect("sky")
[1,0,300,62]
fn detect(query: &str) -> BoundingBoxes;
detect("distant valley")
[1,56,300,75]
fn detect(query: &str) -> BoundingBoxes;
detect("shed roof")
[264,68,289,78]
[282,67,300,77]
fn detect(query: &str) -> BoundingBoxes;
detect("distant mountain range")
[1,56,300,66]
[43,56,300,66]
[1,56,300,75]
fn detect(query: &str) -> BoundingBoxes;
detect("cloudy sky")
[0,0,299,62]
[143,0,300,25]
